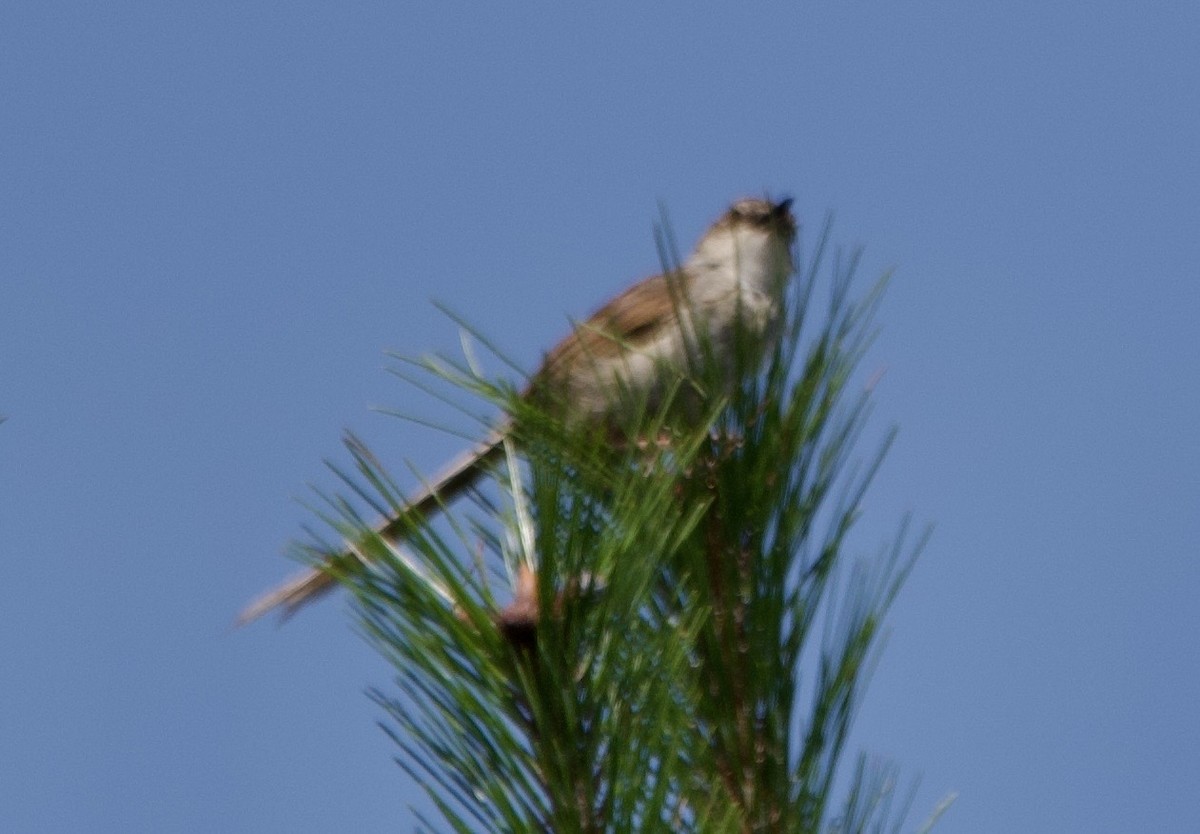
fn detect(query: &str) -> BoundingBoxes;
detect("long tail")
[237,427,508,625]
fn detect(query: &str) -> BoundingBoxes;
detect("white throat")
[686,222,790,299]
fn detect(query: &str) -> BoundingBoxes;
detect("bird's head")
[689,196,796,283]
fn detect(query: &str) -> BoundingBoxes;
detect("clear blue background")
[3,3,1197,832]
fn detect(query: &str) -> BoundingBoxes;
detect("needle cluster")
[302,216,928,833]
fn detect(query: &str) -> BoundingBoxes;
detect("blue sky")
[3,3,1198,831]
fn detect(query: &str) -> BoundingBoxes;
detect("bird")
[237,196,797,625]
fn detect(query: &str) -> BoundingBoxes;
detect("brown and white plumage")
[238,197,796,624]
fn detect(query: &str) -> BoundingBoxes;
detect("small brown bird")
[238,197,796,624]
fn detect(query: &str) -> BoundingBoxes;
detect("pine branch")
[297,215,935,833]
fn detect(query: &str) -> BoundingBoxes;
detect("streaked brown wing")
[537,271,680,381]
